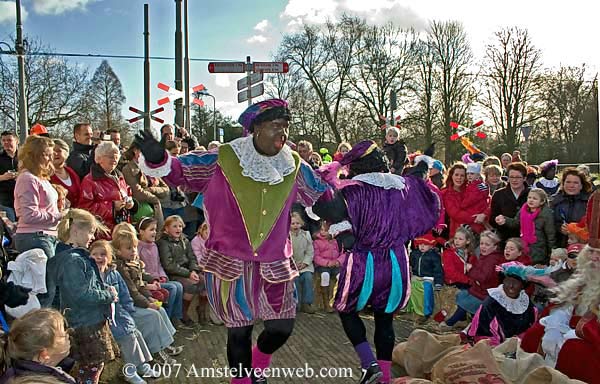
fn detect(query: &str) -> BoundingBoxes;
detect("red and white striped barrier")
[156,83,205,107]
[128,106,165,124]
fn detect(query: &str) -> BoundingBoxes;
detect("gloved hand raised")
[134,130,165,165]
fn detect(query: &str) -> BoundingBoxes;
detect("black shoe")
[358,362,382,384]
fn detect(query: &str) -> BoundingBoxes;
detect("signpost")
[521,126,533,161]
[207,56,289,106]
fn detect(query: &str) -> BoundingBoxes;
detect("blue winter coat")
[102,265,137,340]
[409,248,444,286]
[42,243,113,328]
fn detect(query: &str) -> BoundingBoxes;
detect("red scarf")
[519,203,540,254]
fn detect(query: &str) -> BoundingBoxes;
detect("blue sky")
[0,0,597,129]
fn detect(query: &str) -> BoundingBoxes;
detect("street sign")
[238,83,264,103]
[521,126,532,141]
[207,62,246,73]
[128,106,164,124]
[252,62,289,73]
[157,83,205,106]
[237,73,264,91]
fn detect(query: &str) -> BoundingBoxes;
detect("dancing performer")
[313,141,440,384]
[135,99,328,384]
[521,190,600,383]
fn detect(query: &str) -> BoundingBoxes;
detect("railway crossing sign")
[128,106,164,124]
[157,83,205,107]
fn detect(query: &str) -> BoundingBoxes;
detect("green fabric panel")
[218,145,300,251]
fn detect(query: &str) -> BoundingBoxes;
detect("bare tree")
[347,23,418,129]
[480,27,542,151]
[0,38,90,129]
[409,39,440,145]
[87,60,126,130]
[428,20,477,163]
[279,15,364,143]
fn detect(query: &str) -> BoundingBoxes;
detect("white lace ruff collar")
[488,285,530,314]
[537,178,559,188]
[352,172,406,190]
[229,136,296,185]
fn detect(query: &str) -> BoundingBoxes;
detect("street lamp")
[198,90,217,142]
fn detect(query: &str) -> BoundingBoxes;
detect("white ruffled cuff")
[329,220,352,237]
[138,153,172,178]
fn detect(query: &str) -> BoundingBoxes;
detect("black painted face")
[253,118,289,157]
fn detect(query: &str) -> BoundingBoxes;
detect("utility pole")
[174,0,184,128]
[143,4,151,132]
[15,0,28,142]
[183,0,191,132]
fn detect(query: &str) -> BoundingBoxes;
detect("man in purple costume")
[135,99,328,384]
[313,141,440,384]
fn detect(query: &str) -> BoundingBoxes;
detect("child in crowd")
[495,188,555,265]
[137,217,184,325]
[333,142,352,162]
[51,184,69,212]
[442,226,476,289]
[442,230,504,330]
[463,162,490,234]
[407,233,443,321]
[382,127,407,175]
[503,238,532,265]
[290,212,315,314]
[191,222,209,265]
[42,209,117,384]
[90,240,159,384]
[483,164,506,196]
[157,215,206,325]
[312,221,345,313]
[0,309,75,384]
[112,225,182,364]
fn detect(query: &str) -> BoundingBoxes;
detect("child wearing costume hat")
[406,233,443,321]
[534,159,559,198]
[462,162,490,234]
[135,99,329,384]
[465,261,539,346]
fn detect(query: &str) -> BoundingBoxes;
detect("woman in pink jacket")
[14,135,62,258]
[313,221,346,312]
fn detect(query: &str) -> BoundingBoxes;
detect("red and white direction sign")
[157,83,205,106]
[252,62,289,73]
[237,73,263,91]
[128,106,164,124]
[238,83,264,103]
[208,62,246,73]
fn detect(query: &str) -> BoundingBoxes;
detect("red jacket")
[313,233,346,267]
[79,163,132,232]
[50,165,81,208]
[442,247,475,286]
[467,250,504,300]
[442,185,488,237]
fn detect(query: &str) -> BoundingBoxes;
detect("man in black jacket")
[66,123,95,180]
[0,131,18,222]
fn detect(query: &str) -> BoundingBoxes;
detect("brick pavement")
[101,312,420,384]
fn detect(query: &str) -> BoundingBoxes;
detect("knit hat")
[566,222,589,242]
[29,123,48,136]
[466,162,482,174]
[237,99,289,135]
[432,160,444,173]
[414,233,438,246]
[585,190,600,249]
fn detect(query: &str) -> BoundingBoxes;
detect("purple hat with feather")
[339,140,378,166]
[238,99,289,136]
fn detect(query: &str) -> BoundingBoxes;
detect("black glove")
[134,130,165,165]
[0,281,32,308]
